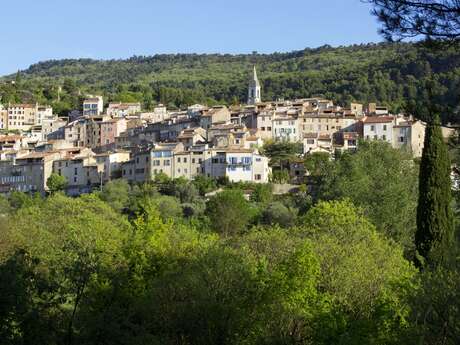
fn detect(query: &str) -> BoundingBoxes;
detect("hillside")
[1,42,459,122]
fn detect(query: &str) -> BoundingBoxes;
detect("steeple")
[248,65,261,105]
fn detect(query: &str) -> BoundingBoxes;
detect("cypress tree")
[416,115,454,268]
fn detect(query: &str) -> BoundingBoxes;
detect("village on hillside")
[0,66,452,195]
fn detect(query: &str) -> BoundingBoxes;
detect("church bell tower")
[248,65,261,105]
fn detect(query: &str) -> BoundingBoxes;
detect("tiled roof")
[363,116,394,124]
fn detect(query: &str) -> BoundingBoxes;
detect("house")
[367,103,389,115]
[35,105,53,125]
[100,118,128,149]
[393,120,426,157]
[83,96,103,116]
[334,132,359,151]
[53,149,101,195]
[85,115,110,148]
[94,151,131,182]
[7,104,37,131]
[199,106,231,131]
[203,148,270,183]
[0,135,28,152]
[256,110,274,139]
[362,116,395,144]
[272,115,300,142]
[107,103,141,117]
[177,127,207,151]
[42,116,68,140]
[64,118,87,147]
[122,142,184,182]
[1,150,63,194]
[0,105,8,129]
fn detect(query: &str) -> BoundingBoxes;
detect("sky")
[0,0,382,76]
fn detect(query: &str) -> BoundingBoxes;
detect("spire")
[248,65,261,105]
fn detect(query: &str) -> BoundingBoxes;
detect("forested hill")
[1,42,460,122]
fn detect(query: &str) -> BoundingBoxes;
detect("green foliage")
[46,173,68,193]
[0,154,456,344]
[149,195,183,222]
[405,265,460,345]
[262,140,303,167]
[416,115,454,267]
[4,43,459,121]
[250,183,273,203]
[300,200,417,344]
[327,141,419,250]
[261,201,297,227]
[192,175,218,195]
[205,189,254,236]
[99,179,131,212]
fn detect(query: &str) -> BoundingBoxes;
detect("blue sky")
[0,0,382,75]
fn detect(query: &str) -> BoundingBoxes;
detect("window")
[371,125,375,131]
[164,160,170,166]
[58,169,61,175]
[74,177,77,183]
[192,158,195,163]
[267,127,272,131]
[383,125,387,131]
[74,168,78,175]
[382,135,386,140]
[183,158,187,163]
[255,174,262,180]
[306,139,315,145]
[399,137,404,143]
[177,157,181,163]
[374,135,378,140]
[198,158,202,163]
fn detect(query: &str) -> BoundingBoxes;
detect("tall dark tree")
[365,0,460,42]
[416,115,454,267]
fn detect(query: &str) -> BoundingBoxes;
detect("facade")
[0,106,8,129]
[107,103,141,117]
[83,96,103,116]
[272,116,300,142]
[7,104,37,131]
[362,116,395,144]
[256,110,274,139]
[42,116,67,140]
[100,118,128,148]
[199,106,231,131]
[94,151,131,182]
[53,151,101,194]
[393,120,426,157]
[1,151,62,194]
[122,142,184,182]
[203,149,270,183]
[64,118,87,147]
[35,105,53,125]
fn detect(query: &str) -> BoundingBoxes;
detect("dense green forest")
[1,141,459,345]
[1,42,459,122]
